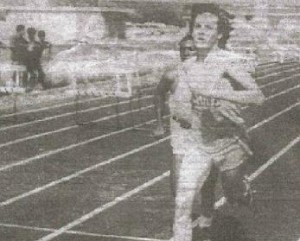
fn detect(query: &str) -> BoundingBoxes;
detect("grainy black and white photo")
[0,0,299,241]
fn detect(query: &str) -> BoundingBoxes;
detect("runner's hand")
[178,118,192,129]
[173,116,191,129]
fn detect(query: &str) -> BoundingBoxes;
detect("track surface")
[0,62,299,241]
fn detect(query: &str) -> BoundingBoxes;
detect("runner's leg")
[198,164,218,227]
[173,150,211,241]
[170,154,183,197]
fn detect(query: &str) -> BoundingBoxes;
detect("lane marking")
[258,62,298,72]
[36,136,300,241]
[256,66,300,81]
[0,95,153,132]
[241,82,300,110]
[248,102,300,132]
[0,85,155,119]
[0,103,153,149]
[0,119,170,207]
[0,223,167,241]
[256,62,294,69]
[0,70,298,149]
[266,84,300,101]
[0,105,155,173]
[256,62,297,75]
[1,101,298,207]
[248,136,300,182]
[259,73,300,89]
[35,171,170,241]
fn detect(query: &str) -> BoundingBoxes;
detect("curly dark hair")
[189,4,234,49]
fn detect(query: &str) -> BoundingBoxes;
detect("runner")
[154,4,265,241]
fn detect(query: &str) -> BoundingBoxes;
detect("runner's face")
[180,40,196,61]
[192,13,219,49]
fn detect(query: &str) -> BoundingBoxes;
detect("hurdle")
[0,63,26,122]
[72,69,137,130]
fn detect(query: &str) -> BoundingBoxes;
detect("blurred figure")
[9,25,28,87]
[37,30,52,89]
[9,24,28,65]
[37,30,52,60]
[26,27,40,90]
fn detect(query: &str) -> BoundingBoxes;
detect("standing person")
[9,25,28,86]
[154,4,265,241]
[37,30,52,89]
[26,27,40,90]
[9,25,28,65]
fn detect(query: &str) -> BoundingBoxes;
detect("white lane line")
[36,135,300,241]
[248,102,300,132]
[0,105,155,173]
[256,66,300,81]
[256,61,296,71]
[257,63,298,76]
[248,136,300,182]
[0,69,297,149]
[259,73,300,89]
[256,62,279,68]
[0,94,108,119]
[266,84,300,101]
[0,223,167,241]
[0,118,171,207]
[35,171,170,241]
[256,62,293,69]
[0,85,155,119]
[0,95,153,132]
[0,103,153,149]
[241,84,300,110]
[1,100,297,207]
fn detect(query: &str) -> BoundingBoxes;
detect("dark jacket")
[9,34,28,64]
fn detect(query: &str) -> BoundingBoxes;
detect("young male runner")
[154,33,220,230]
[154,4,265,241]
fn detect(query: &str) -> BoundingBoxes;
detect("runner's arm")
[203,67,265,105]
[153,70,175,133]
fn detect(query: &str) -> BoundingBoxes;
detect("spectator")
[37,30,52,60]
[26,27,40,90]
[36,30,51,89]
[9,24,28,65]
[9,25,28,88]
